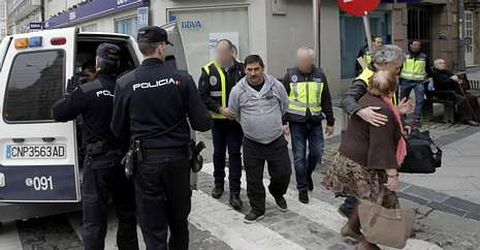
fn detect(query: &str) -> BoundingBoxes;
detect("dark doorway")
[407,6,433,56]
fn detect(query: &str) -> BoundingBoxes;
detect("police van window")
[3,50,65,123]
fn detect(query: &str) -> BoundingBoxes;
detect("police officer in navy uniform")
[52,43,139,250]
[198,39,245,209]
[111,26,212,249]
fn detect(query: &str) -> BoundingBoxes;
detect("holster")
[188,140,206,173]
[86,141,106,157]
[122,140,143,179]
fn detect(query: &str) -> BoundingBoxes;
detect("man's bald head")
[434,59,447,70]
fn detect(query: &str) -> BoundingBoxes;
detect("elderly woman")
[323,70,407,250]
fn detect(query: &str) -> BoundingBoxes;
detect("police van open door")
[0,28,80,203]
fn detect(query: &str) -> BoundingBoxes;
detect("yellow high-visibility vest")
[355,67,398,106]
[287,68,325,117]
[400,54,427,81]
[203,61,227,119]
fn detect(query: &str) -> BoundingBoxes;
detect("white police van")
[0,23,188,224]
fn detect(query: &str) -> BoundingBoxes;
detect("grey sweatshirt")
[228,74,289,144]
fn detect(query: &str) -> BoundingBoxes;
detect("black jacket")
[111,58,212,149]
[52,73,125,147]
[282,66,335,126]
[431,68,462,94]
[198,59,245,113]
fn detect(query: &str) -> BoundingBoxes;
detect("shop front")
[166,4,250,81]
[45,0,150,38]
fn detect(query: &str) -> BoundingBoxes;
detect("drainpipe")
[313,0,321,66]
[458,0,466,70]
[41,0,45,24]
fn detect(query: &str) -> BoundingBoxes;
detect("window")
[81,24,97,32]
[3,50,65,123]
[168,7,249,82]
[340,11,391,79]
[115,17,137,39]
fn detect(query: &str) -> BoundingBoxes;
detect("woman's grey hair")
[372,45,405,65]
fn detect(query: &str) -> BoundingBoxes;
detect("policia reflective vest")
[400,52,427,81]
[287,67,325,117]
[202,60,244,119]
[356,67,398,106]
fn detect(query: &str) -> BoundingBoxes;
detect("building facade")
[42,0,463,97]
[0,0,7,40]
[6,0,43,35]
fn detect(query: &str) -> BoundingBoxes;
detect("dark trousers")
[212,119,243,195]
[82,151,138,250]
[290,122,324,191]
[134,151,191,250]
[243,136,292,215]
[450,92,480,122]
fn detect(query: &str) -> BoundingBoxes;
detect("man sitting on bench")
[432,59,480,126]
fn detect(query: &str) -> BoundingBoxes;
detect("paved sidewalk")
[402,130,480,217]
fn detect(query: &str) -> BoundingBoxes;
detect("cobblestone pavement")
[0,162,442,250]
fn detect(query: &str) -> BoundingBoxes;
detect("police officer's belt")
[143,147,188,157]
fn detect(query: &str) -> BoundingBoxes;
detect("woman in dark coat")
[323,70,408,250]
[432,59,480,126]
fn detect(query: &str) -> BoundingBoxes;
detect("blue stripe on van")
[0,164,77,201]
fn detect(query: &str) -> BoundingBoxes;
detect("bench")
[423,71,480,123]
[423,90,456,124]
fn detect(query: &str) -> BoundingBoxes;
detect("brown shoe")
[356,239,381,250]
[340,223,361,241]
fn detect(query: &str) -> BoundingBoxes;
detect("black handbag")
[400,129,442,174]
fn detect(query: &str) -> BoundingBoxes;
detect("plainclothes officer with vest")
[111,26,212,250]
[282,47,335,204]
[52,43,139,250]
[355,36,384,76]
[400,40,431,126]
[339,45,412,224]
[198,39,245,210]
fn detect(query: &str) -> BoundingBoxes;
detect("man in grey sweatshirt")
[228,55,292,224]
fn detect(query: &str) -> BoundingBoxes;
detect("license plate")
[5,144,66,159]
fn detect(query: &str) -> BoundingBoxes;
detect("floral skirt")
[322,153,399,209]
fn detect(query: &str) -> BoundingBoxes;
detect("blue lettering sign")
[181,20,202,30]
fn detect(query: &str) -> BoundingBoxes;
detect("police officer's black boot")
[229,194,243,210]
[212,185,224,199]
